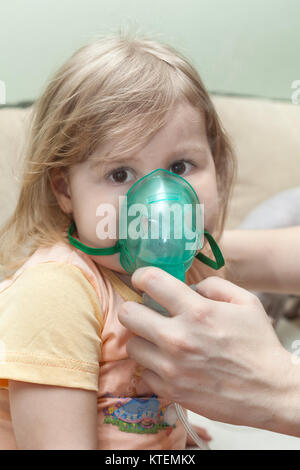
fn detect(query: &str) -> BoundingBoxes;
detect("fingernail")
[132,266,154,286]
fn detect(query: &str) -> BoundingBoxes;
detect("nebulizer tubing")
[142,291,210,451]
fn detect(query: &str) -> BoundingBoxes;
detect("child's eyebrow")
[89,144,207,170]
[89,154,138,170]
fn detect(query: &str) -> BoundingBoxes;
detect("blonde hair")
[0,32,236,278]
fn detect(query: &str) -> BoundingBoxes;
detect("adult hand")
[118,267,299,436]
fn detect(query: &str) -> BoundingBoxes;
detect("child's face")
[52,100,219,273]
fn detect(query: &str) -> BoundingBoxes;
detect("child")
[0,33,236,449]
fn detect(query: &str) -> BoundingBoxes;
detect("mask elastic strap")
[68,221,225,269]
[196,230,225,270]
[67,220,121,255]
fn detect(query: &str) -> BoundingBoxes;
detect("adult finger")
[140,368,171,399]
[186,425,212,445]
[126,335,172,379]
[193,276,261,306]
[131,266,209,317]
[118,300,170,345]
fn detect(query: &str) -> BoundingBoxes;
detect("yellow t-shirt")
[0,262,103,392]
[0,239,205,449]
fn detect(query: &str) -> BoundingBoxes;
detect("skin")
[9,99,217,449]
[118,266,300,438]
[222,227,300,295]
[9,382,98,450]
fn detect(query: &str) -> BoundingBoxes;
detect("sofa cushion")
[212,96,300,228]
[0,107,32,226]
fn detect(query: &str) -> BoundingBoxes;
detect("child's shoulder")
[0,242,103,392]
[0,240,106,326]
[0,241,106,301]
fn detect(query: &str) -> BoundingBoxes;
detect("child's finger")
[186,425,212,446]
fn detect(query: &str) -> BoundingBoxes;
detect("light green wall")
[0,0,299,104]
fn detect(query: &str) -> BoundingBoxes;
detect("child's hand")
[186,424,212,448]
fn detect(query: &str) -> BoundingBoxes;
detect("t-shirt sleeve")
[0,262,103,392]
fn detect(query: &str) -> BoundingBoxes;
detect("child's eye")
[107,159,194,184]
[108,167,135,185]
[169,160,193,176]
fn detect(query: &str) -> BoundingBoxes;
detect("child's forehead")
[88,152,138,170]
[87,102,208,170]
[88,142,209,173]
[88,142,142,168]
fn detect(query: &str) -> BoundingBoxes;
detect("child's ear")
[49,168,73,215]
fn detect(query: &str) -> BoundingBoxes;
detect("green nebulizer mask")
[68,168,225,315]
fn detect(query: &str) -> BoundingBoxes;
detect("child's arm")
[9,380,98,450]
